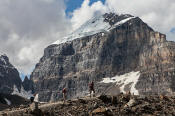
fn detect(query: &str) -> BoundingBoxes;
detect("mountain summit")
[0,54,22,94]
[31,13,175,102]
[53,13,135,45]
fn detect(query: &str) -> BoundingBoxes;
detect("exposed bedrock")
[31,13,175,102]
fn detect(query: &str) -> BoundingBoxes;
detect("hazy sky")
[0,0,174,78]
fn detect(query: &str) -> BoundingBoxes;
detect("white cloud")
[0,0,71,74]
[71,0,175,41]
[71,0,108,31]
[1,0,175,76]
[105,0,175,41]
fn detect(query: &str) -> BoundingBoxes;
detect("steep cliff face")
[31,13,175,102]
[0,54,22,94]
[22,76,34,92]
[137,40,175,95]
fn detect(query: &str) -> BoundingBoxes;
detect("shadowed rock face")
[22,76,34,92]
[31,13,175,102]
[0,55,22,94]
[0,93,30,111]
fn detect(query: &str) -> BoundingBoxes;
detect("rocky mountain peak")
[23,76,29,82]
[0,54,22,94]
[0,54,11,66]
[103,12,134,26]
[53,13,136,45]
[22,76,34,92]
[31,12,175,102]
[0,54,8,60]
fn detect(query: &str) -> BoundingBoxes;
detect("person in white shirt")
[34,93,39,110]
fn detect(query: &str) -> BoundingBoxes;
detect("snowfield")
[101,71,140,95]
[0,55,7,65]
[53,14,135,45]
[110,17,135,30]
[12,85,33,99]
[4,98,11,105]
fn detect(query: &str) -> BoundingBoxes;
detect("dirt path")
[2,94,175,116]
[0,97,96,116]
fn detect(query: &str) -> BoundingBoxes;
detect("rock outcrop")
[0,93,30,111]
[0,54,22,94]
[31,13,175,102]
[22,76,34,93]
[2,94,175,116]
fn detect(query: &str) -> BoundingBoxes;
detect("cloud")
[1,0,175,76]
[105,0,175,41]
[71,0,175,41]
[71,0,108,31]
[0,0,71,74]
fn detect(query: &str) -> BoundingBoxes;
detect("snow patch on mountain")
[53,14,135,45]
[0,54,15,69]
[53,15,110,45]
[12,85,33,99]
[101,71,140,95]
[0,55,7,65]
[4,98,11,105]
[110,17,135,30]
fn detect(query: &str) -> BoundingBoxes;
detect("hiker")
[62,88,67,103]
[34,93,39,110]
[89,81,95,98]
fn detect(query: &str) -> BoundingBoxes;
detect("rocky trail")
[1,93,175,116]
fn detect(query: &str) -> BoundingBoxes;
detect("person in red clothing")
[89,81,95,98]
[62,88,67,103]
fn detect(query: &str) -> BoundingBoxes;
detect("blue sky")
[65,0,105,14]
[171,28,175,34]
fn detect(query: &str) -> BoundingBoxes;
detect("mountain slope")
[0,93,30,111]
[0,54,33,100]
[0,54,22,94]
[31,13,175,102]
[22,76,34,92]
[1,94,175,116]
[53,13,135,45]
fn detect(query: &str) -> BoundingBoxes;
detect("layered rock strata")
[31,13,175,102]
[0,54,22,94]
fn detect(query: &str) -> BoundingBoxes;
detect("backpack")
[62,88,66,93]
[89,82,94,89]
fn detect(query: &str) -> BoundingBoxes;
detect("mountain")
[0,54,33,99]
[0,54,22,94]
[22,76,34,92]
[31,13,175,102]
[0,93,30,111]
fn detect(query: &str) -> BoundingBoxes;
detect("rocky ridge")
[22,76,34,93]
[31,12,175,102]
[0,54,33,100]
[0,93,30,111]
[0,54,22,94]
[1,94,175,116]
